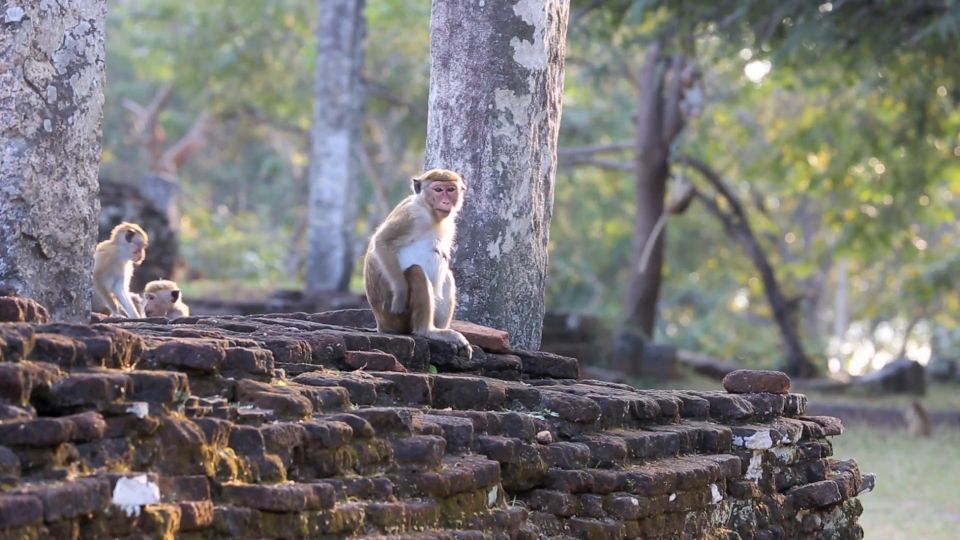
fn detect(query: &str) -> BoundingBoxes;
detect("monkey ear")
[125,230,135,242]
[170,290,181,302]
[411,178,422,194]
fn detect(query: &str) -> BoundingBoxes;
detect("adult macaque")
[363,169,471,357]
[142,279,190,319]
[93,222,149,318]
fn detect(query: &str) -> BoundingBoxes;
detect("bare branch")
[558,142,635,157]
[155,112,209,174]
[559,155,635,172]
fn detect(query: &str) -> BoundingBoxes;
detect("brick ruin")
[0,296,872,539]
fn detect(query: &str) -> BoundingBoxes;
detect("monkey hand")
[389,283,409,314]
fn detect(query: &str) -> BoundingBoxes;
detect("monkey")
[903,399,932,438]
[363,168,472,358]
[142,279,190,319]
[92,222,148,318]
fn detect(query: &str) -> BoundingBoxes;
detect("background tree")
[0,0,107,321]
[424,0,571,349]
[305,0,367,296]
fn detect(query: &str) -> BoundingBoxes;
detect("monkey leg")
[407,265,471,358]
[405,265,436,335]
[365,256,411,334]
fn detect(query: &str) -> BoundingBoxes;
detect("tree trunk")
[625,43,670,341]
[305,0,366,295]
[424,0,570,350]
[682,156,818,378]
[611,45,692,375]
[0,0,106,321]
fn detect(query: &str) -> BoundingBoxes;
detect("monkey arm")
[114,286,142,318]
[372,216,416,314]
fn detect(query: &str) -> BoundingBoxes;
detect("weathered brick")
[0,417,74,447]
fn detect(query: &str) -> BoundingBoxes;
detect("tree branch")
[155,112,209,174]
[559,155,635,172]
[558,141,635,157]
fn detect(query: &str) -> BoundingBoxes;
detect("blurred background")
[100,2,960,536]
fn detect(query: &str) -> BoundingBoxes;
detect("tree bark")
[624,43,670,340]
[305,0,366,295]
[0,0,106,321]
[424,0,570,350]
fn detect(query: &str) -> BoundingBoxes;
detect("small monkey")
[142,280,190,319]
[904,399,932,438]
[363,169,471,357]
[93,222,149,318]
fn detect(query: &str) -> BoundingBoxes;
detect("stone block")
[149,339,226,373]
[723,370,792,394]
[515,350,580,379]
[450,321,512,353]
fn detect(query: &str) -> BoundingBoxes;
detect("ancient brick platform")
[0,299,872,539]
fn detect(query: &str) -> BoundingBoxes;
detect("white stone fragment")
[5,7,25,23]
[112,475,160,517]
[711,483,723,504]
[488,485,499,507]
[126,402,149,418]
[669,493,677,502]
[746,451,764,481]
[732,430,774,449]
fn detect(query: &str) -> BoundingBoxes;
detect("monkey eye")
[145,293,155,301]
[433,186,443,192]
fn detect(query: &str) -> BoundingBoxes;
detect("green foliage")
[104,1,960,368]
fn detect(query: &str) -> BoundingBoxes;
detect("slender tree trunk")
[682,156,818,377]
[305,0,366,295]
[625,43,669,340]
[424,0,570,350]
[0,0,106,321]
[834,258,849,342]
[611,45,693,375]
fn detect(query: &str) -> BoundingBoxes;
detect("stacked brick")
[0,300,871,539]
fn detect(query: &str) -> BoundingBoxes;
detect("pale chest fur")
[396,223,454,298]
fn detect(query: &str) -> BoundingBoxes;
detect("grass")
[832,425,960,540]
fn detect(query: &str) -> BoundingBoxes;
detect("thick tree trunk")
[0,1,106,321]
[424,0,570,350]
[305,0,366,295]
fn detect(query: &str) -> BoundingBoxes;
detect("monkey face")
[123,229,148,265]
[424,181,463,219]
[143,290,177,317]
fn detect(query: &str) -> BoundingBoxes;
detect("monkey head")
[111,222,149,265]
[413,169,466,221]
[142,279,181,317]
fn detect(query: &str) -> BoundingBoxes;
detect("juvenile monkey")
[142,279,190,319]
[93,222,149,318]
[363,169,471,357]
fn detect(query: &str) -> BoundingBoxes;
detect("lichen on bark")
[0,0,106,321]
[425,0,570,349]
